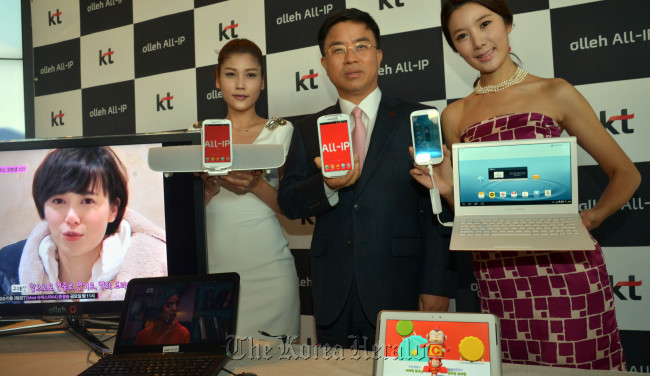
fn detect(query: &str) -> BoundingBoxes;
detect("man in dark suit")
[278,8,454,348]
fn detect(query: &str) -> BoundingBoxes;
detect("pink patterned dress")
[461,113,625,370]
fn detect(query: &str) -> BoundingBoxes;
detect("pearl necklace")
[474,66,528,95]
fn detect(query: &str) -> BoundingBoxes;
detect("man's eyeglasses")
[326,42,377,57]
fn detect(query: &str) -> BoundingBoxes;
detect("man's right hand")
[314,153,361,189]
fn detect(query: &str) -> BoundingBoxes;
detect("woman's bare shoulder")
[529,76,575,96]
[441,98,469,143]
[441,97,467,122]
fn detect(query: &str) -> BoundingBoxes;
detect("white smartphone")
[410,108,444,165]
[317,113,354,178]
[202,119,233,171]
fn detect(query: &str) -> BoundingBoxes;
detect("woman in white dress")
[202,39,299,340]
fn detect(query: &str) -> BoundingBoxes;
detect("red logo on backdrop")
[296,70,319,91]
[49,9,62,26]
[51,111,65,127]
[616,281,642,287]
[610,275,642,301]
[99,48,115,66]
[600,109,634,134]
[157,93,174,112]
[219,20,239,41]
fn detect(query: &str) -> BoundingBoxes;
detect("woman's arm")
[217,170,283,213]
[201,174,220,205]
[251,170,283,214]
[554,79,641,230]
[441,103,462,150]
[201,167,280,213]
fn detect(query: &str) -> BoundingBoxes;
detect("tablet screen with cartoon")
[374,311,500,376]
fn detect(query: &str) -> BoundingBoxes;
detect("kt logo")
[219,21,239,41]
[157,93,174,111]
[296,70,318,91]
[600,109,634,134]
[99,49,115,66]
[610,275,642,301]
[51,111,64,127]
[49,9,62,26]
[379,0,405,10]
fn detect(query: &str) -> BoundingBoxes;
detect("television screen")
[0,132,206,320]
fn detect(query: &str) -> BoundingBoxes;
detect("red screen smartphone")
[317,114,353,178]
[202,119,233,170]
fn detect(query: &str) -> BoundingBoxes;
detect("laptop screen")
[114,273,238,354]
[457,140,573,207]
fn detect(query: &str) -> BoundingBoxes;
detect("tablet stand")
[148,143,285,173]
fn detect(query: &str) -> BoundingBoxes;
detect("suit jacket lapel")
[329,101,342,114]
[354,96,400,195]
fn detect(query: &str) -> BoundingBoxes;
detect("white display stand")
[148,143,285,174]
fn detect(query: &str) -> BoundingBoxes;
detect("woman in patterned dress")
[410,0,640,370]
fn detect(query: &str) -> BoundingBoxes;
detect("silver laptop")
[450,136,596,251]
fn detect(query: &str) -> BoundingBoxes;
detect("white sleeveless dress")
[205,119,300,339]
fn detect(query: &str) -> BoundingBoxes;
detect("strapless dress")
[460,113,625,370]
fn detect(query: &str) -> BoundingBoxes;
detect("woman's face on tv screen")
[43,183,118,260]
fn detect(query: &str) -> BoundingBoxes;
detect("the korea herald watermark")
[226,335,395,361]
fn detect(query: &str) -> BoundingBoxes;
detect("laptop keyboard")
[459,217,579,236]
[83,354,219,376]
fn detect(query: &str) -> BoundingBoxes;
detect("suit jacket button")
[353,203,361,211]
[346,240,353,247]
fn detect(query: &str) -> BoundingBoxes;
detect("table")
[0,320,114,375]
[219,339,638,376]
[0,321,638,376]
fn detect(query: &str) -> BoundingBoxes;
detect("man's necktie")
[351,106,367,170]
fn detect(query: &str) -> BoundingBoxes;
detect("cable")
[84,330,113,365]
[258,330,295,344]
[427,165,453,227]
[222,367,253,376]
